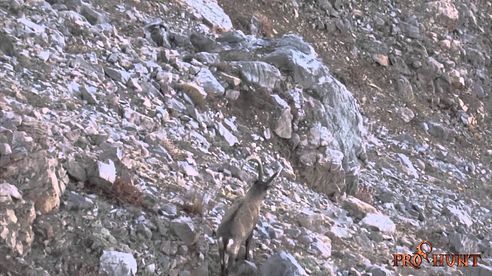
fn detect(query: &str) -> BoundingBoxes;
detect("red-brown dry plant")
[112,170,143,206]
[181,190,207,217]
[355,184,375,205]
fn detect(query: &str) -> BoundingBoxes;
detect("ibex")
[216,155,283,275]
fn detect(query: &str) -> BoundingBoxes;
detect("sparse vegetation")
[355,184,375,205]
[181,189,208,217]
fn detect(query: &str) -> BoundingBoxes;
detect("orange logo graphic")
[393,241,481,269]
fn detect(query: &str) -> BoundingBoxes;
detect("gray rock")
[17,17,46,35]
[160,203,178,218]
[274,109,293,139]
[361,213,396,234]
[399,21,421,39]
[467,264,492,276]
[426,0,459,30]
[178,161,200,177]
[80,4,107,25]
[179,82,208,107]
[443,205,473,227]
[88,159,117,191]
[80,85,98,105]
[232,261,258,276]
[448,232,478,253]
[0,32,15,56]
[232,61,281,91]
[342,196,377,219]
[170,216,199,246]
[427,121,453,140]
[195,52,220,65]
[263,34,366,197]
[329,225,351,239]
[195,68,225,96]
[397,153,419,179]
[190,32,219,52]
[225,89,241,100]
[0,182,22,202]
[0,143,12,155]
[260,251,306,276]
[99,250,137,276]
[311,236,332,258]
[104,66,131,83]
[182,0,233,31]
[399,107,415,123]
[65,191,94,210]
[367,265,393,276]
[216,122,238,146]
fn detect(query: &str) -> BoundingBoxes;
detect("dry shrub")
[162,136,183,159]
[112,177,143,206]
[355,184,375,205]
[181,190,208,217]
[253,12,274,38]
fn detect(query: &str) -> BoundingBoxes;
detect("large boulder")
[260,251,306,276]
[262,35,367,197]
[1,150,67,215]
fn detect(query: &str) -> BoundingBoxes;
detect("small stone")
[233,260,257,276]
[88,160,117,191]
[170,216,199,246]
[178,162,200,177]
[343,196,377,219]
[274,109,293,139]
[99,250,137,276]
[311,235,332,258]
[195,52,220,65]
[367,265,393,276]
[0,182,22,202]
[180,82,208,107]
[232,61,281,91]
[448,232,478,253]
[216,122,238,146]
[397,153,419,179]
[426,0,459,30]
[225,89,241,100]
[104,66,131,83]
[443,205,473,227]
[399,107,415,123]
[189,32,218,52]
[260,251,306,276]
[218,72,241,87]
[65,191,94,210]
[329,225,352,239]
[0,143,12,155]
[81,4,107,25]
[195,68,225,96]
[181,0,233,32]
[373,54,389,66]
[80,85,98,105]
[361,213,396,234]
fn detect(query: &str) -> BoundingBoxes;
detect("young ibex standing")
[216,155,283,276]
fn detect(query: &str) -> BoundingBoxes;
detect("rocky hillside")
[0,0,490,275]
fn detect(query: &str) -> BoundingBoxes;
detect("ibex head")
[244,155,283,193]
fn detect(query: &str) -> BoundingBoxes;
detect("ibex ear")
[265,167,283,187]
